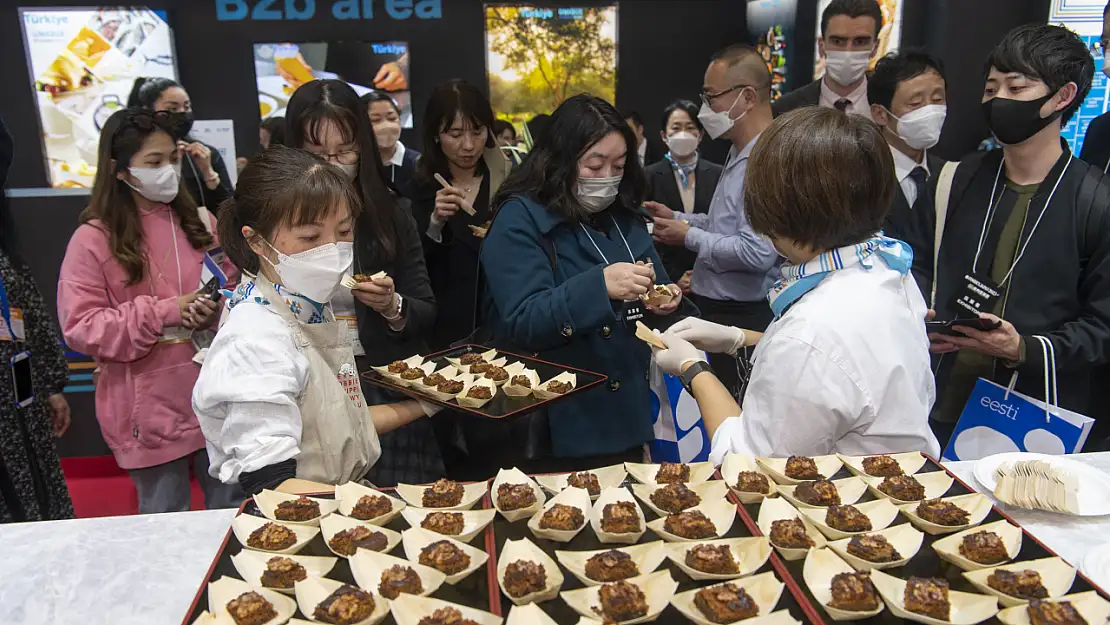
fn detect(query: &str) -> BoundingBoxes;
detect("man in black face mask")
[912,23,1110,450]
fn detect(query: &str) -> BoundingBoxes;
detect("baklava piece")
[459,352,486,365]
[437,379,465,394]
[260,556,307,589]
[862,455,905,478]
[422,478,464,508]
[546,380,572,394]
[496,483,537,511]
[732,471,771,495]
[418,540,471,576]
[769,518,815,549]
[656,462,691,484]
[694,583,759,624]
[312,585,375,625]
[503,560,547,598]
[469,362,493,374]
[484,366,509,382]
[510,375,532,388]
[826,505,872,533]
[351,273,378,283]
[596,580,649,622]
[600,501,641,534]
[378,564,423,600]
[227,591,277,625]
[878,475,926,501]
[1028,600,1089,625]
[785,455,822,480]
[247,522,297,551]
[423,373,448,388]
[685,544,739,575]
[988,569,1049,600]
[846,534,902,563]
[916,499,970,526]
[958,531,1009,565]
[328,525,388,556]
[387,360,409,374]
[400,367,426,382]
[417,607,481,625]
[650,482,701,513]
[828,571,881,612]
[465,385,492,400]
[585,550,639,582]
[663,510,717,539]
[904,577,951,621]
[421,511,465,536]
[274,496,320,522]
[349,494,392,521]
[567,471,602,496]
[539,503,585,531]
[795,478,841,506]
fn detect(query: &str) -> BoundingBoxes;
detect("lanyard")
[579,215,636,265]
[0,276,16,340]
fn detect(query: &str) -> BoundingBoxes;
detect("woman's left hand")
[180,141,213,177]
[354,275,400,316]
[646,284,682,316]
[48,394,70,438]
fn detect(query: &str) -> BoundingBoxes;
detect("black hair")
[126,77,183,109]
[360,91,402,116]
[493,119,516,140]
[985,24,1094,125]
[622,111,644,128]
[526,114,551,144]
[260,116,285,148]
[660,99,704,134]
[416,80,496,184]
[494,94,648,223]
[867,50,946,110]
[821,0,883,38]
[285,79,400,262]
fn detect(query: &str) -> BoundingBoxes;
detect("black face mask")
[982,94,1060,145]
[169,111,195,140]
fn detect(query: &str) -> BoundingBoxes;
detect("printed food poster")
[1048,0,1109,155]
[19,8,178,188]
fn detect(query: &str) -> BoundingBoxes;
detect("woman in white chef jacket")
[192,147,435,495]
[653,108,941,463]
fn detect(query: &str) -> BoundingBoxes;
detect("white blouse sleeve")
[708,334,867,463]
[193,304,310,484]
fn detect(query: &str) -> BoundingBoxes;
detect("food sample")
[422,479,465,508]
[484,366,509,382]
[795,478,841,506]
[878,475,926,501]
[387,360,409,374]
[567,471,602,496]
[247,522,297,551]
[785,455,822,480]
[539,503,585,531]
[987,569,1049,600]
[312,584,375,625]
[417,607,482,625]
[663,510,717,539]
[825,505,872,533]
[274,496,321,522]
[828,571,881,612]
[503,560,547,598]
[510,375,532,388]
[437,379,465,394]
[349,494,392,521]
[351,273,382,283]
[650,482,701,513]
[496,483,538,511]
[418,540,471,576]
[656,462,691,484]
[685,544,739,575]
[378,564,424,600]
[846,534,902,563]
[1027,600,1089,625]
[423,373,448,388]
[469,362,493,374]
[732,471,771,494]
[694,583,759,624]
[916,499,970,526]
[546,380,572,394]
[958,531,1009,565]
[904,577,951,621]
[862,455,905,478]
[400,368,427,382]
[421,511,465,536]
[585,550,639,582]
[597,580,649,622]
[459,352,486,365]
[227,591,277,625]
[769,518,816,549]
[260,556,307,589]
[600,501,641,534]
[466,385,493,400]
[328,525,388,556]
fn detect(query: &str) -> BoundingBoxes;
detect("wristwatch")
[678,360,713,394]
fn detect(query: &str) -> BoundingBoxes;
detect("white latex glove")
[652,332,707,376]
[666,317,747,355]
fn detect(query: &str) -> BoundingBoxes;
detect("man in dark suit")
[1081,2,1110,173]
[644,99,724,293]
[773,0,882,119]
[623,110,666,166]
[867,50,949,247]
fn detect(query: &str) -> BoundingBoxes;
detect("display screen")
[1049,0,1107,155]
[18,7,178,189]
[253,41,412,128]
[485,5,618,132]
[747,0,798,102]
[813,0,903,76]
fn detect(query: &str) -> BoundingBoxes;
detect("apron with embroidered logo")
[255,279,381,484]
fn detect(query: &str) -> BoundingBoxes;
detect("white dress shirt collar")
[386,141,407,167]
[890,144,928,185]
[819,77,872,120]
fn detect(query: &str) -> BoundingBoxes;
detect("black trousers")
[691,294,774,398]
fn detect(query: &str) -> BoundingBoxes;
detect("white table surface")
[4,454,1110,625]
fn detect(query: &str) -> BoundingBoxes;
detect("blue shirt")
[681,136,778,302]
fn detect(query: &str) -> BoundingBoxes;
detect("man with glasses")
[646,44,778,397]
[773,0,882,119]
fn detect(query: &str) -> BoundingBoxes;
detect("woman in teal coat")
[478,95,683,472]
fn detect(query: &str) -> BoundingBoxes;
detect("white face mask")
[375,121,401,151]
[263,240,354,304]
[666,131,699,157]
[698,89,749,140]
[126,163,181,204]
[576,175,622,213]
[337,162,359,180]
[888,104,947,150]
[823,50,872,86]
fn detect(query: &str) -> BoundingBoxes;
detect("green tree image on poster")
[485,6,617,123]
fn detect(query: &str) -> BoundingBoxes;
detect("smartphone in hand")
[925,317,1002,337]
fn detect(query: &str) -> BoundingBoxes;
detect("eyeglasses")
[311,150,360,165]
[700,84,754,106]
[1091,40,1108,56]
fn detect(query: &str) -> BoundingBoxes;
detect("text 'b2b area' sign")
[216,0,442,21]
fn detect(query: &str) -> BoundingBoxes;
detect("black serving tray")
[361,344,607,419]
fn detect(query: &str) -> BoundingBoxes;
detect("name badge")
[0,308,26,342]
[951,272,1001,319]
[622,300,645,329]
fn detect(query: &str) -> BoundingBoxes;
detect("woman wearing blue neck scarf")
[653,107,940,462]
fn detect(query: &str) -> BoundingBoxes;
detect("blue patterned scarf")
[225,275,331,324]
[664,153,697,190]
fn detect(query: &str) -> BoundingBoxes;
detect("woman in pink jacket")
[58,109,241,514]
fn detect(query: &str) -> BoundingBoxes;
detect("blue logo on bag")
[648,368,709,463]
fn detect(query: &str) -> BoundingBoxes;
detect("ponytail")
[127,76,182,109]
